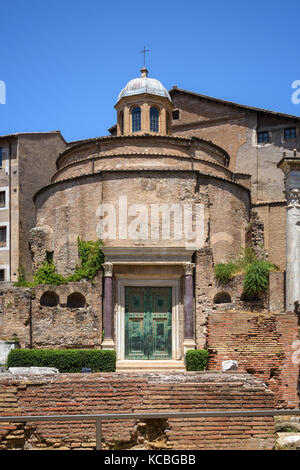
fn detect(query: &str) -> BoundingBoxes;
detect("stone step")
[116,360,186,372]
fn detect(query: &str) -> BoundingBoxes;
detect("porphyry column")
[101,262,115,350]
[278,155,300,312]
[183,262,196,355]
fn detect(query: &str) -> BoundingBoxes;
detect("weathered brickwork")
[170,91,249,172]
[0,372,275,450]
[32,171,250,277]
[254,203,286,271]
[0,75,299,451]
[0,288,32,347]
[170,89,300,273]
[0,277,103,349]
[207,311,300,408]
[31,279,103,349]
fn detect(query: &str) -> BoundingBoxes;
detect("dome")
[117,68,172,103]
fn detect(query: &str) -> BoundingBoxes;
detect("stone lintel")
[101,247,195,264]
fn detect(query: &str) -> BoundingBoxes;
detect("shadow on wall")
[40,291,59,307]
[39,291,86,308]
[213,292,232,304]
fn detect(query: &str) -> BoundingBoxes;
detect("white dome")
[117,68,172,103]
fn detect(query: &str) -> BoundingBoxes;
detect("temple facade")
[0,68,299,375]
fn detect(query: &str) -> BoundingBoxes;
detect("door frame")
[116,279,181,361]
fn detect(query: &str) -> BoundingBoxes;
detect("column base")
[183,339,196,357]
[101,338,115,350]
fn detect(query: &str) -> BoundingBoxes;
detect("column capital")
[183,262,195,275]
[286,189,300,208]
[277,156,300,175]
[103,262,113,277]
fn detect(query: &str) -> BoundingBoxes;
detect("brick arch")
[40,291,59,307]
[67,292,86,308]
[213,292,232,304]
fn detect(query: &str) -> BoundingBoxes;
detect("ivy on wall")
[214,246,279,296]
[14,238,105,287]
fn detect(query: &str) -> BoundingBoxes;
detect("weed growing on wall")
[214,246,279,295]
[14,238,105,287]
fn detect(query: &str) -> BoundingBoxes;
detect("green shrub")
[243,260,278,295]
[7,349,116,373]
[66,238,105,282]
[186,349,209,371]
[214,262,237,283]
[214,246,279,295]
[34,260,68,286]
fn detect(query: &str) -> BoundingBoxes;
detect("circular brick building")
[31,68,252,370]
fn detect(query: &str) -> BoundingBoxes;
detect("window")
[150,107,159,132]
[257,131,269,143]
[172,109,180,120]
[284,127,296,140]
[119,111,124,135]
[0,269,4,281]
[46,251,54,262]
[0,191,5,208]
[0,226,7,247]
[132,106,141,132]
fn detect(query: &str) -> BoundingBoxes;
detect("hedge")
[186,349,209,371]
[7,349,116,373]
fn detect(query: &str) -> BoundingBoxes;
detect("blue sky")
[1,0,300,142]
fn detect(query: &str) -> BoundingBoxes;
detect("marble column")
[101,262,115,350]
[183,262,196,355]
[278,156,300,312]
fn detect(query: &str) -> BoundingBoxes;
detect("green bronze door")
[125,287,172,360]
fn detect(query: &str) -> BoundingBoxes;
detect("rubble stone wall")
[0,276,103,351]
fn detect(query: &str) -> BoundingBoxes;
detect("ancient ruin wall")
[0,277,103,350]
[207,310,300,408]
[0,372,274,450]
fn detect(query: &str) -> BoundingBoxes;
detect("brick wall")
[207,311,300,408]
[18,133,67,281]
[0,277,103,350]
[170,92,249,173]
[0,371,274,450]
[254,204,286,271]
[0,288,32,347]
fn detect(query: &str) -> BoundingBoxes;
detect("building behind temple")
[0,69,299,389]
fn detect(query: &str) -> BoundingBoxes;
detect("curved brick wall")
[33,171,249,276]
